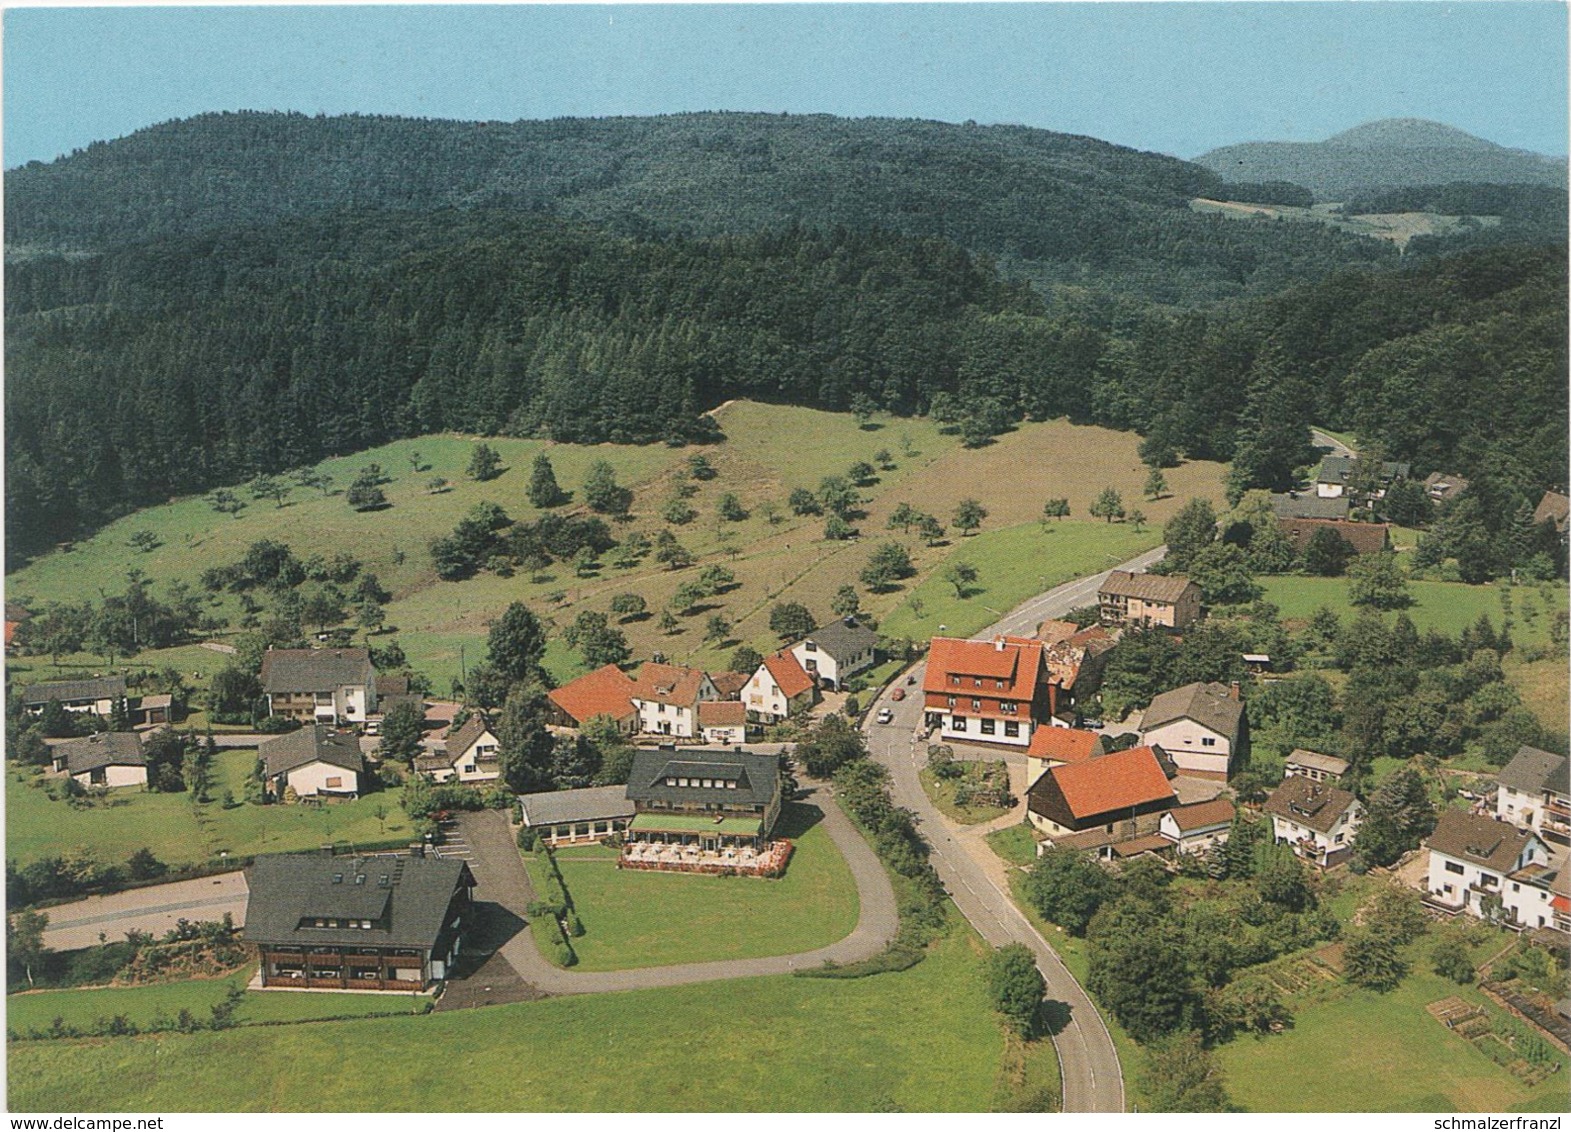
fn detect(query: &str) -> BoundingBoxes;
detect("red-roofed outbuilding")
[1027,745,1179,837]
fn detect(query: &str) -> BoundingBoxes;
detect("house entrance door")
[702,836,717,852]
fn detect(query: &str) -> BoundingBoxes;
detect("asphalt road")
[1311,429,1357,459]
[861,549,1173,1114]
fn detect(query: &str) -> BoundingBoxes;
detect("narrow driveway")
[860,551,1174,1114]
[448,784,897,998]
[36,871,248,951]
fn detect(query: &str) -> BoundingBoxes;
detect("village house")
[1026,744,1179,841]
[628,662,720,739]
[624,747,783,852]
[1263,775,1365,868]
[517,785,636,847]
[697,700,748,745]
[741,648,817,722]
[1276,517,1392,558]
[1532,490,1570,535]
[244,850,475,991]
[1037,620,1117,707]
[1424,810,1567,935]
[789,617,879,690]
[1284,749,1350,785]
[1423,471,1470,505]
[5,601,31,652]
[1138,681,1246,781]
[1269,492,1351,521]
[261,648,378,727]
[52,731,148,789]
[545,663,640,735]
[923,635,1056,748]
[415,714,501,784]
[1494,745,1570,846]
[706,670,751,700]
[1024,726,1108,788]
[21,675,127,719]
[1097,571,1202,630]
[260,725,365,800]
[1158,797,1237,857]
[1313,455,1410,500]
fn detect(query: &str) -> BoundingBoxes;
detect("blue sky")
[4,3,1567,167]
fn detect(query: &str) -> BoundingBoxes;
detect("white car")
[876,708,895,724]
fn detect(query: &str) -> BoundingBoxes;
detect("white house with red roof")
[1159,798,1236,856]
[697,701,748,745]
[547,663,640,735]
[742,649,818,722]
[923,636,1056,748]
[1025,727,1107,787]
[629,662,720,738]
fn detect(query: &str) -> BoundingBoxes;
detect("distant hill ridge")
[1196,117,1567,200]
[5,108,1397,304]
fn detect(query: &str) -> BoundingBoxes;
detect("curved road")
[454,781,898,997]
[861,547,1169,1114]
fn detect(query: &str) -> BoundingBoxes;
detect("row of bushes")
[525,844,582,967]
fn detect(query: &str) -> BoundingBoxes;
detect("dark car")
[890,687,906,701]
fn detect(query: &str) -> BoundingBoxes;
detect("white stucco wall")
[1141,719,1232,777]
[286,760,360,797]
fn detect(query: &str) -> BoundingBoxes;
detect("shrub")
[1431,938,1476,984]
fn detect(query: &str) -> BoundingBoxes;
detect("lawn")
[6,967,426,1035]
[1216,962,1569,1112]
[7,752,415,869]
[8,925,1022,1112]
[1257,575,1567,649]
[985,824,1041,867]
[522,801,860,971]
[879,520,1163,642]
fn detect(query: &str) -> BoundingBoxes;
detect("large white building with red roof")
[629,662,720,739]
[923,635,1057,748]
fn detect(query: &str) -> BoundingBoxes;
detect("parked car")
[890,687,906,701]
[876,708,895,724]
[1081,718,1105,730]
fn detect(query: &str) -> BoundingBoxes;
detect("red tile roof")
[1276,518,1391,557]
[924,636,1044,698]
[629,662,710,708]
[1027,727,1105,765]
[1166,797,1236,832]
[1050,745,1176,819]
[762,649,815,699]
[698,701,747,728]
[1036,619,1081,647]
[548,663,638,724]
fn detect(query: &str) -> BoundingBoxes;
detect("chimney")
[1228,681,1241,701]
[994,637,1006,652]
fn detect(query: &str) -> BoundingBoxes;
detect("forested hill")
[6,110,1399,304]
[6,206,1563,565]
[1196,118,1568,201]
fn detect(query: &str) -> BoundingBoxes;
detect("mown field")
[7,750,414,869]
[6,402,1226,693]
[523,802,860,971]
[7,924,1035,1112]
[1257,575,1567,648]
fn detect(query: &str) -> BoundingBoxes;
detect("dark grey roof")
[1269,493,1351,521]
[626,747,780,808]
[519,785,637,827]
[1099,570,1199,604]
[1141,682,1244,741]
[260,648,374,693]
[260,725,365,778]
[243,853,473,951]
[22,676,127,705]
[59,731,145,774]
[802,618,879,661]
[1497,746,1569,798]
[1316,457,1409,486]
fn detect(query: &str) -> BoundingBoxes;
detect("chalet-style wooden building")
[244,852,475,991]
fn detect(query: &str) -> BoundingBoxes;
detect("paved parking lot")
[38,871,249,951]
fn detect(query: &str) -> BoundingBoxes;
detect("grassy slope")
[6,403,1226,693]
[7,967,426,1034]
[7,751,414,869]
[7,925,1013,1112]
[522,802,859,971]
[1257,575,1567,648]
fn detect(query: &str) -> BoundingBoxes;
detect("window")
[996,680,1005,690]
[1200,737,1216,748]
[953,717,967,732]
[972,699,982,711]
[973,678,982,688]
[980,719,996,735]
[1001,702,1016,715]
[951,675,961,686]
[325,776,342,788]
[1004,721,1020,737]
[947,696,956,708]
[804,641,817,651]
